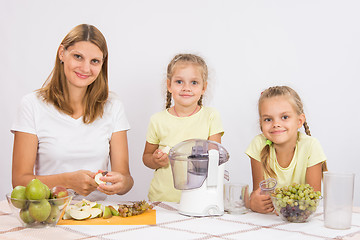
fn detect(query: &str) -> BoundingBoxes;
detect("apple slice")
[109,205,120,216]
[69,209,91,220]
[103,206,112,219]
[62,210,72,220]
[94,171,108,185]
[88,201,97,208]
[89,208,102,219]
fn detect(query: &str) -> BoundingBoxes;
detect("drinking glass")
[324,172,355,229]
[224,183,249,214]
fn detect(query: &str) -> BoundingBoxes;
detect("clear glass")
[259,178,277,195]
[224,183,249,214]
[272,196,321,222]
[324,172,355,229]
[6,193,73,228]
[169,139,229,190]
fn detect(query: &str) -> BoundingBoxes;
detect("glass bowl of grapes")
[271,183,322,223]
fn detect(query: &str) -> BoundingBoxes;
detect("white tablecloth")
[1,200,360,240]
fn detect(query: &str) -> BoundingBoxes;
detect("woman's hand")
[64,170,98,196]
[96,171,132,195]
[250,188,274,213]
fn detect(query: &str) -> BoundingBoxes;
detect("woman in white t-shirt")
[11,24,133,200]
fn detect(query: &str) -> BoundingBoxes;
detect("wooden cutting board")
[57,209,156,225]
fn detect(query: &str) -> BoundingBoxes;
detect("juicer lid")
[169,139,229,165]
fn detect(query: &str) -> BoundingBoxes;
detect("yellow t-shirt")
[245,132,326,188]
[146,107,224,202]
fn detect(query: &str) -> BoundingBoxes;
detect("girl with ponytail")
[142,53,224,202]
[246,86,327,213]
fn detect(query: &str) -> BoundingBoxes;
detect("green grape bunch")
[271,183,322,222]
[118,200,153,218]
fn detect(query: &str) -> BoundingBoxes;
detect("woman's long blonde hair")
[165,54,208,109]
[37,24,109,124]
[259,86,328,178]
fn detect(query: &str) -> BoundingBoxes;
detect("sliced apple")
[69,209,91,220]
[89,208,102,219]
[94,172,108,185]
[103,206,112,219]
[75,199,88,208]
[88,201,97,208]
[109,205,120,216]
[62,210,72,220]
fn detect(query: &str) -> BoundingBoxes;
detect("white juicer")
[169,139,229,217]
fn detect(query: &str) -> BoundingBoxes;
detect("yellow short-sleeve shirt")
[146,107,224,202]
[245,132,326,188]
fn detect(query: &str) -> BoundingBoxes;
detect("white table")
[1,200,360,240]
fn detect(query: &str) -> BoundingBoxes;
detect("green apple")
[46,205,60,224]
[11,186,27,209]
[25,179,47,200]
[20,208,35,224]
[29,199,51,222]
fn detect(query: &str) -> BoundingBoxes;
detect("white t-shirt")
[11,91,130,200]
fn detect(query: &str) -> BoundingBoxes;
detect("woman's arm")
[98,131,133,195]
[12,132,38,187]
[12,131,98,195]
[305,162,323,191]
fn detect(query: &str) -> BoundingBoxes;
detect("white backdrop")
[1,0,359,205]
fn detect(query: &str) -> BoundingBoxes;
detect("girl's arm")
[208,133,222,143]
[249,157,274,213]
[12,132,98,195]
[250,158,264,191]
[142,132,223,170]
[143,141,169,169]
[98,130,134,195]
[305,162,322,192]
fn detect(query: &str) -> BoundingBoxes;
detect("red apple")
[51,186,68,198]
[51,186,69,205]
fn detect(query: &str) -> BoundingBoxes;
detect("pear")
[29,199,51,222]
[103,206,112,219]
[44,184,51,199]
[46,205,60,223]
[109,205,120,216]
[20,208,35,224]
[25,179,47,200]
[11,185,27,209]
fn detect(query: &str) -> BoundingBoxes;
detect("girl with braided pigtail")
[143,53,224,202]
[246,86,327,213]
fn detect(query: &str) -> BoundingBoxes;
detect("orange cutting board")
[57,209,156,225]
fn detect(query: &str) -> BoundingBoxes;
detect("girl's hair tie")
[266,139,272,146]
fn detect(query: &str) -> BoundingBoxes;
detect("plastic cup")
[324,172,355,229]
[224,183,249,214]
[259,178,277,195]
